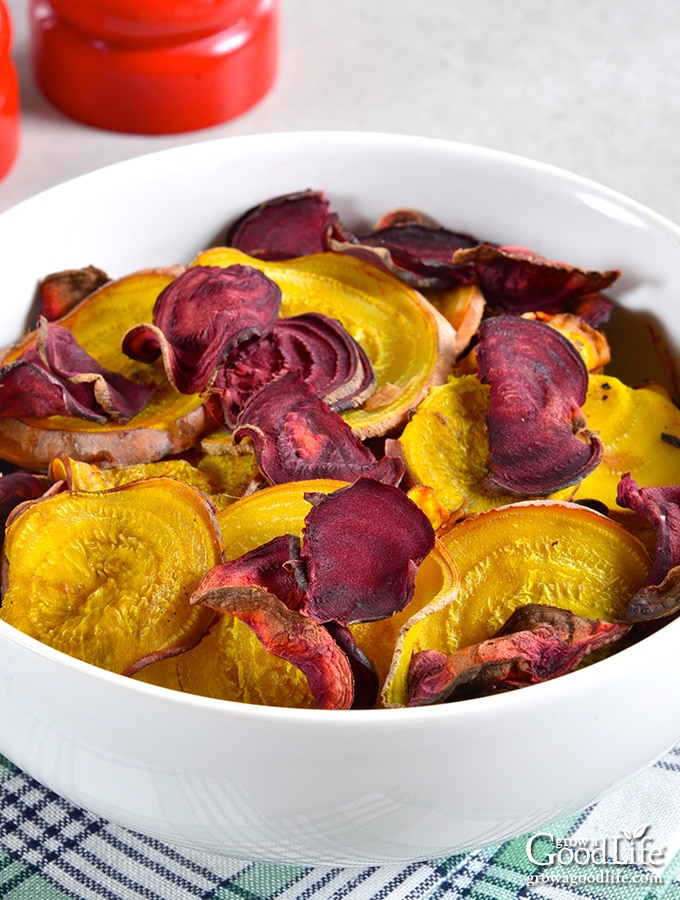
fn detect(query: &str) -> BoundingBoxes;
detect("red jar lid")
[30,0,278,135]
[0,0,19,179]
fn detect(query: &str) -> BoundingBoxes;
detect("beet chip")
[196,534,307,612]
[233,372,403,486]
[476,316,603,494]
[216,312,376,428]
[190,576,354,710]
[123,265,282,394]
[330,222,480,290]
[616,474,680,621]
[407,604,629,705]
[300,477,435,625]
[0,317,152,424]
[324,621,379,709]
[225,190,345,260]
[39,265,109,321]
[453,244,620,316]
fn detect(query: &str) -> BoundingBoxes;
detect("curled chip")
[407,604,630,705]
[216,311,376,428]
[452,243,619,318]
[476,316,603,494]
[123,264,282,394]
[234,372,404,486]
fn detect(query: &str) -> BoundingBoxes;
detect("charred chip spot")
[476,316,603,494]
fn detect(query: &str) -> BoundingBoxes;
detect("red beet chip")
[616,474,680,622]
[300,477,435,626]
[233,372,403,486]
[225,189,346,261]
[407,604,629,705]
[0,471,51,531]
[330,222,479,290]
[0,317,153,424]
[453,244,620,316]
[476,316,603,494]
[196,534,307,612]
[216,312,376,428]
[190,574,355,710]
[123,265,282,394]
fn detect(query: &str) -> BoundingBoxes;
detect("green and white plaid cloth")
[2,744,680,900]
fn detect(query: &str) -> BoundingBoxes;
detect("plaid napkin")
[2,744,680,900]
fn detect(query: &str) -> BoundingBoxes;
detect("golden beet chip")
[382,500,650,706]
[0,478,223,674]
[573,376,680,509]
[134,614,318,709]
[190,248,457,438]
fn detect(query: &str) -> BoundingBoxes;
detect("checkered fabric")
[3,745,680,900]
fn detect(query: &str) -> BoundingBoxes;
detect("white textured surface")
[2,0,680,223]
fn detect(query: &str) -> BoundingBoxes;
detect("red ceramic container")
[0,0,19,179]
[30,0,278,134]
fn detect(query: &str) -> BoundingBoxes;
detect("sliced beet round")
[233,372,403,486]
[0,317,153,424]
[123,265,282,394]
[616,474,680,622]
[407,604,629,705]
[476,316,603,494]
[195,534,307,612]
[225,189,345,260]
[190,577,355,710]
[300,476,435,625]
[453,244,620,316]
[216,312,376,428]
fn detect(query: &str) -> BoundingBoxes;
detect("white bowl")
[1,132,679,866]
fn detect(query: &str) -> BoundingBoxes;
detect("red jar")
[30,0,278,134]
[0,0,19,179]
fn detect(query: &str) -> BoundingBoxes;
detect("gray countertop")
[2,0,680,225]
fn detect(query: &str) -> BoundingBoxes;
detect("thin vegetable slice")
[476,316,603,494]
[382,500,650,706]
[225,189,343,260]
[190,578,354,710]
[215,478,350,560]
[123,264,282,393]
[0,269,209,470]
[0,316,153,424]
[38,265,109,321]
[300,477,435,625]
[233,372,403,486]
[453,244,620,316]
[190,248,457,438]
[407,605,630,705]
[617,474,680,621]
[573,376,680,509]
[0,478,224,674]
[215,312,376,428]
